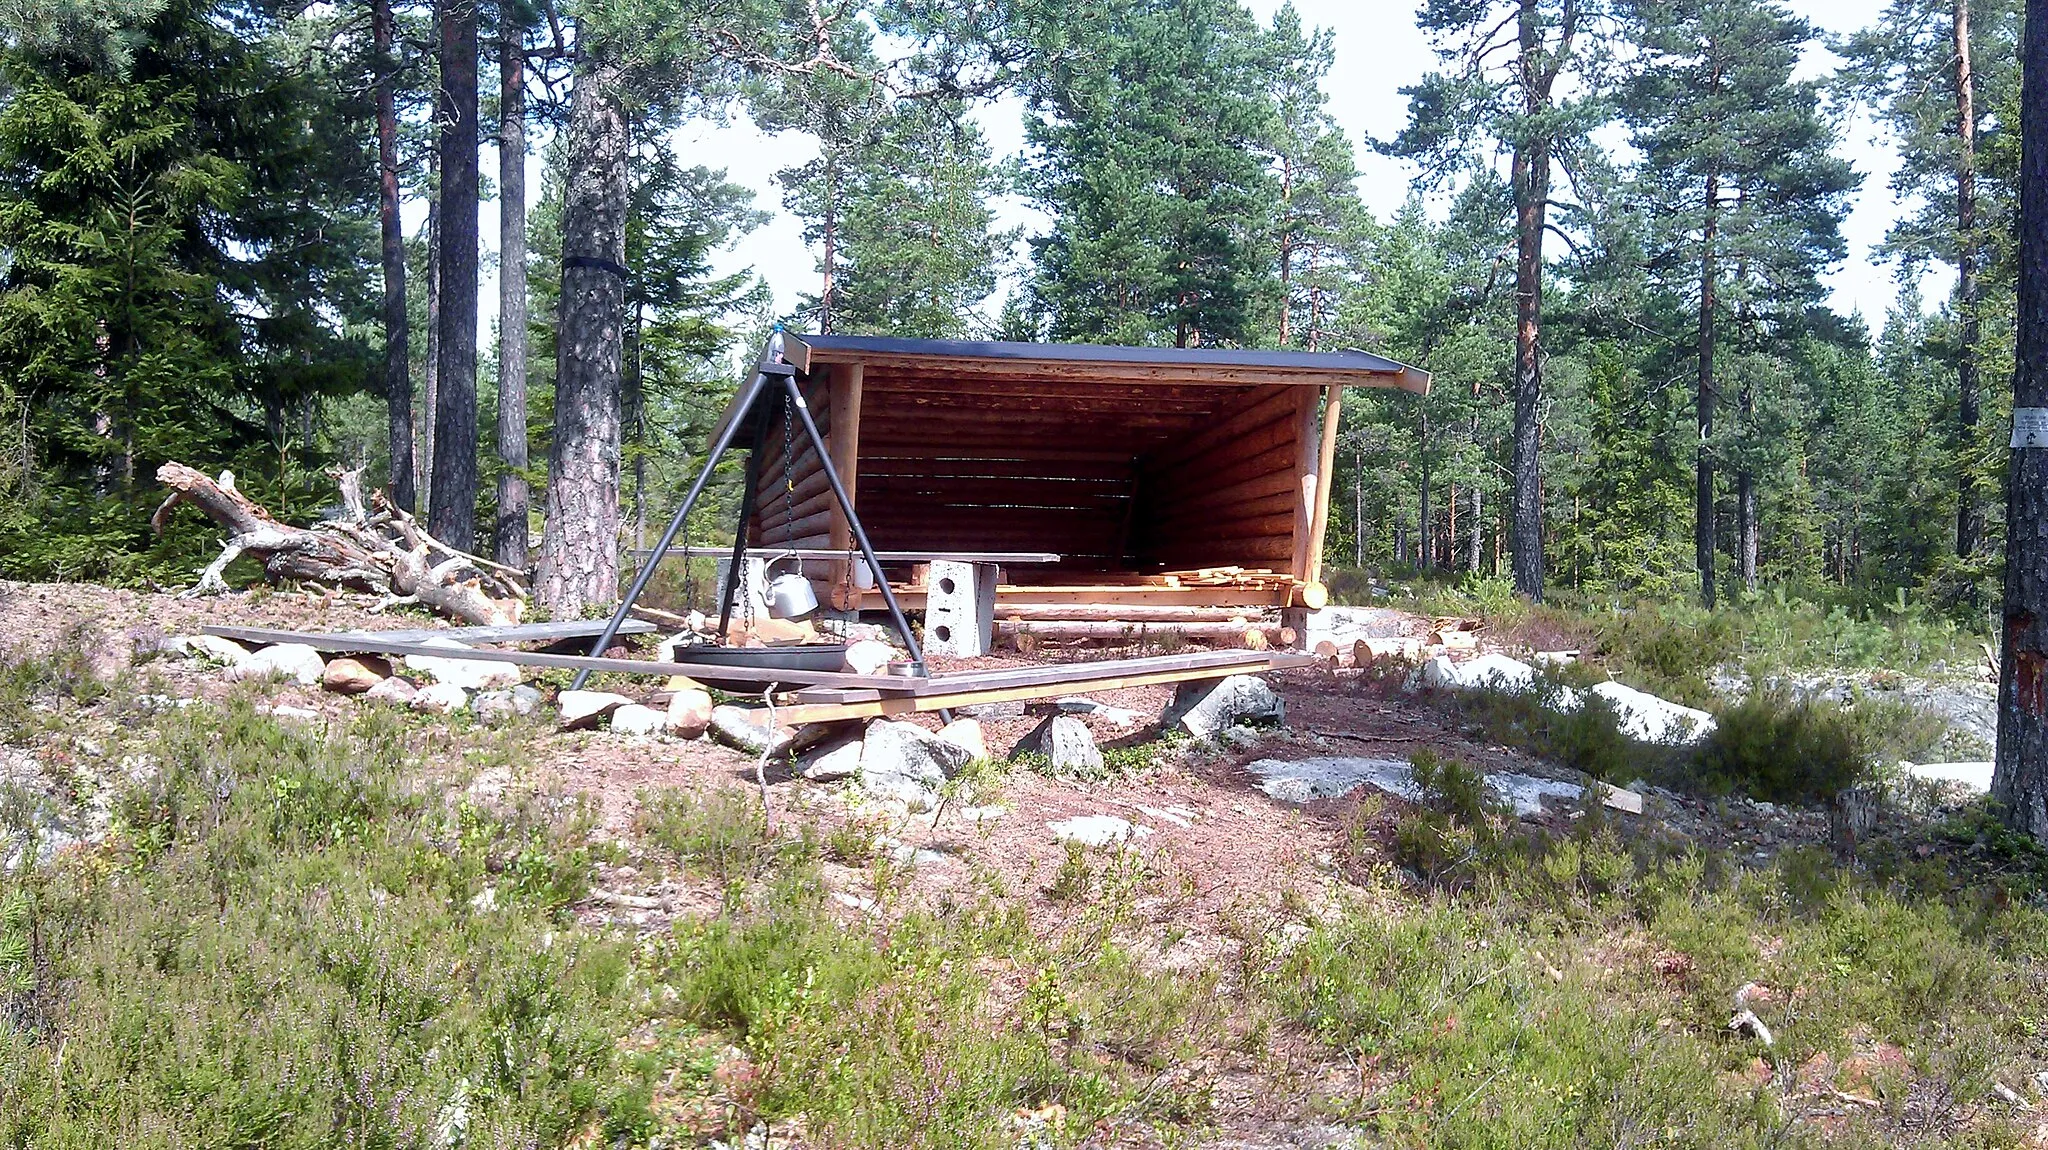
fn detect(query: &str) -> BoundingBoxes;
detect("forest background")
[0,0,2018,634]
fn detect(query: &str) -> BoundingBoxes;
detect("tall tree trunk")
[1507,0,1552,603]
[1697,170,1720,609]
[421,163,439,509]
[1469,485,1483,573]
[1992,0,2048,840]
[494,24,529,569]
[626,301,646,549]
[820,153,839,334]
[429,0,480,548]
[1353,441,1364,567]
[1956,0,1985,558]
[375,0,414,512]
[1418,408,1433,569]
[1509,135,1547,600]
[535,47,629,616]
[1278,155,1293,347]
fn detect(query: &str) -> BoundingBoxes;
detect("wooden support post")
[1303,385,1343,596]
[1288,385,1324,583]
[827,362,864,602]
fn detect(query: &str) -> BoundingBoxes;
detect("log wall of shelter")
[749,371,834,550]
[1129,384,1311,572]
[849,372,1202,569]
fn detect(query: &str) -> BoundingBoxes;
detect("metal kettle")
[763,554,820,620]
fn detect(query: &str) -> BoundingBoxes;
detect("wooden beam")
[772,651,1317,725]
[1304,385,1344,588]
[199,625,921,690]
[857,584,1297,610]
[321,619,657,644]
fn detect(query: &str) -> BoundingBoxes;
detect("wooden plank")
[857,443,1140,465]
[861,457,1135,483]
[857,585,1295,609]
[863,378,1233,406]
[774,652,1317,725]
[200,625,921,691]
[1304,385,1343,587]
[994,604,1278,623]
[998,620,1284,642]
[635,547,1060,564]
[1288,386,1321,580]
[323,619,657,644]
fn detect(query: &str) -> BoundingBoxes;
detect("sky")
[475,1,1932,343]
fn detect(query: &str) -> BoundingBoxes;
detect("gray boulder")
[709,705,798,757]
[1035,715,1103,774]
[1164,675,1284,742]
[858,720,973,810]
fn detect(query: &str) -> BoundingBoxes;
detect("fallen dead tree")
[153,461,524,626]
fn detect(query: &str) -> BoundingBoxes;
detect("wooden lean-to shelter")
[721,333,1429,641]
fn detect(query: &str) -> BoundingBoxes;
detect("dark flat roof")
[786,332,1425,382]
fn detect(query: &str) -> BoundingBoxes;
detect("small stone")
[956,700,1027,720]
[842,639,898,676]
[710,705,798,757]
[666,688,714,739]
[174,634,251,663]
[1048,815,1152,848]
[321,655,391,694]
[411,683,470,714]
[363,676,419,705]
[799,735,863,781]
[1051,697,1140,727]
[936,718,988,761]
[610,703,667,736]
[262,703,322,722]
[474,686,540,721]
[559,689,635,730]
[1037,716,1103,774]
[226,643,327,686]
[402,637,522,691]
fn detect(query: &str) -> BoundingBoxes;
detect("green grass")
[6,648,2048,1147]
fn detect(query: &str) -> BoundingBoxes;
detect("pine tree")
[1267,4,1364,351]
[429,0,480,548]
[1840,0,2023,560]
[1991,0,2048,839]
[1389,0,1607,601]
[826,104,1009,337]
[1623,0,1857,607]
[1024,0,1278,347]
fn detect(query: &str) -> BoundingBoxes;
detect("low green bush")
[1688,690,1870,804]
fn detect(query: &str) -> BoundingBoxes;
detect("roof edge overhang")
[784,333,1431,394]
[711,330,1432,445]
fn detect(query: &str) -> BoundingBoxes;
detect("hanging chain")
[781,390,803,579]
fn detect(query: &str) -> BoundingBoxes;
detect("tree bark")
[422,163,440,509]
[535,46,629,617]
[1507,0,1555,603]
[429,0,481,549]
[1739,358,1757,593]
[374,0,414,513]
[1697,169,1720,610]
[1417,407,1433,569]
[494,23,530,570]
[1955,0,1985,558]
[1992,0,2048,840]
